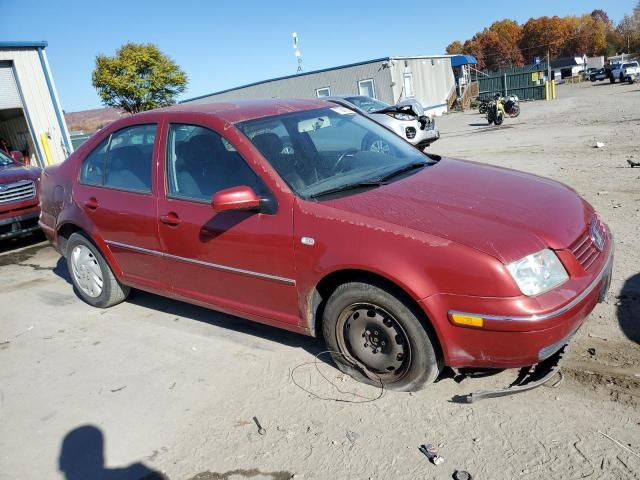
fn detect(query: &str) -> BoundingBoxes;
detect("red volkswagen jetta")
[39,99,612,391]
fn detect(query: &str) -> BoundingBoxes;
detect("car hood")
[320,158,592,263]
[0,163,41,183]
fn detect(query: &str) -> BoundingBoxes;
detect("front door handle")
[84,197,98,210]
[160,212,181,227]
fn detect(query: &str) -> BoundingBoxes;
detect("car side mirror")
[10,151,24,164]
[212,185,261,213]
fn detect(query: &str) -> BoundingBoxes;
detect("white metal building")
[183,56,457,116]
[0,41,71,167]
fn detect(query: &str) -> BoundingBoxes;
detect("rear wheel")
[66,233,130,308]
[362,133,393,154]
[322,281,441,391]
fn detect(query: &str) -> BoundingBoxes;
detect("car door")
[74,122,167,291]
[156,121,299,326]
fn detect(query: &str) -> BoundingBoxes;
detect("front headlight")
[506,249,568,296]
[386,112,416,121]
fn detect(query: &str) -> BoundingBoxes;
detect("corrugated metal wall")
[187,61,395,105]
[0,48,70,165]
[390,57,456,116]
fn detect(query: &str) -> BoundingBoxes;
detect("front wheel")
[494,112,504,125]
[322,281,441,391]
[66,233,130,308]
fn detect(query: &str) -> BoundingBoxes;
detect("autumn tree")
[445,41,464,54]
[92,43,188,114]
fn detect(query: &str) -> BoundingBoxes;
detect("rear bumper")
[0,209,41,240]
[422,245,613,369]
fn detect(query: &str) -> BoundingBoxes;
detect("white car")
[610,61,640,83]
[327,96,440,151]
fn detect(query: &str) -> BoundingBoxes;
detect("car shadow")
[0,230,46,255]
[617,273,640,344]
[127,289,326,356]
[51,256,326,359]
[59,425,165,480]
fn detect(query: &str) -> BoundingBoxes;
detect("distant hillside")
[64,108,125,134]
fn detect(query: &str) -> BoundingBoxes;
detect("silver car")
[326,95,440,151]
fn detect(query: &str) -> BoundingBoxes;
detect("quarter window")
[166,124,264,202]
[80,124,156,193]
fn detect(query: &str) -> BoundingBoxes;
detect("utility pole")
[547,50,551,82]
[292,32,303,73]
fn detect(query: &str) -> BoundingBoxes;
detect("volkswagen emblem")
[590,221,605,251]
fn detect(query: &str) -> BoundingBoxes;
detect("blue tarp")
[450,55,477,67]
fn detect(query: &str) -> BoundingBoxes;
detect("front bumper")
[422,244,614,369]
[0,210,41,240]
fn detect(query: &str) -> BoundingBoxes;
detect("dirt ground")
[1,81,639,480]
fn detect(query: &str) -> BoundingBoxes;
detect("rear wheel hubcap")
[70,245,103,298]
[337,303,411,380]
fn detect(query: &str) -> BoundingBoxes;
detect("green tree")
[92,43,188,114]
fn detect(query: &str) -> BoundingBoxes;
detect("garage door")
[0,62,23,110]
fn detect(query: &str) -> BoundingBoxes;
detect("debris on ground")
[595,142,605,148]
[588,348,596,356]
[453,471,473,480]
[598,431,640,459]
[419,443,445,465]
[628,159,640,168]
[252,416,266,435]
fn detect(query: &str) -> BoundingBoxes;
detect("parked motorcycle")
[503,94,520,117]
[486,94,505,125]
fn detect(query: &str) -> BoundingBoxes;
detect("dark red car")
[39,99,613,391]
[0,150,41,241]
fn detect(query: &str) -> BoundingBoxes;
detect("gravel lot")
[1,81,639,480]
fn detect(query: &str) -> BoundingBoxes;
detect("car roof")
[139,98,331,124]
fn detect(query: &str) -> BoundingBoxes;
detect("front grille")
[569,217,606,271]
[0,180,36,205]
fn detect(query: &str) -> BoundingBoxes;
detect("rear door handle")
[160,212,181,227]
[84,197,98,210]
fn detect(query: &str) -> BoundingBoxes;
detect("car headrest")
[252,133,283,158]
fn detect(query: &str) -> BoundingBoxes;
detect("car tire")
[322,281,441,392]
[66,232,130,308]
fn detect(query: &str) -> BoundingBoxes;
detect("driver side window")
[166,124,264,202]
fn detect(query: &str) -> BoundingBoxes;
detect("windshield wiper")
[308,181,385,199]
[374,161,429,183]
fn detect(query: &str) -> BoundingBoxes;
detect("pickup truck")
[610,61,640,83]
[0,150,41,241]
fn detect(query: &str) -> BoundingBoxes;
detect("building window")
[357,79,376,98]
[403,73,414,98]
[316,87,331,97]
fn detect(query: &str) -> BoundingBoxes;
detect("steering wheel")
[332,148,358,172]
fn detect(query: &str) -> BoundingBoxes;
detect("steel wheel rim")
[370,140,391,154]
[336,302,411,381]
[70,245,103,298]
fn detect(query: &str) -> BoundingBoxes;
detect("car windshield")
[623,62,638,68]
[344,96,390,113]
[0,150,15,166]
[237,107,435,199]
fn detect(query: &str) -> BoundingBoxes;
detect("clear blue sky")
[4,0,636,112]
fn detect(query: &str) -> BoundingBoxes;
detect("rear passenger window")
[166,124,263,202]
[80,137,109,186]
[80,124,156,193]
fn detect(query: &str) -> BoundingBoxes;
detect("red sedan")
[39,99,613,391]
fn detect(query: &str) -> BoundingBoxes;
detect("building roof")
[0,41,48,49]
[550,57,583,69]
[181,54,456,103]
[450,55,478,67]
